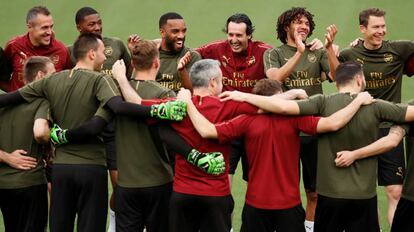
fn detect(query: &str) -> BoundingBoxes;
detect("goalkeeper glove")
[187,149,225,175]
[150,100,187,121]
[50,124,68,146]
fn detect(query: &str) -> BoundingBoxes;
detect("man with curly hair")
[263,7,332,231]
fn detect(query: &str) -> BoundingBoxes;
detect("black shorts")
[240,203,305,232]
[229,139,249,181]
[169,192,233,232]
[116,182,172,232]
[0,184,48,232]
[314,194,380,232]
[378,128,405,186]
[102,120,117,170]
[391,197,414,232]
[300,136,318,192]
[50,164,108,232]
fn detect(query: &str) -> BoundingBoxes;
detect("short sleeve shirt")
[339,40,414,103]
[19,69,120,165]
[297,93,407,199]
[156,47,201,92]
[263,44,330,96]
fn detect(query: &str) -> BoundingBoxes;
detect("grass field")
[1,0,414,231]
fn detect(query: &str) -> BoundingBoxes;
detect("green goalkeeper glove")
[187,149,225,175]
[50,124,68,146]
[150,100,187,121]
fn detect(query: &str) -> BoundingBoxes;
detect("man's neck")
[338,86,360,95]
[133,69,157,81]
[28,34,41,47]
[286,37,297,48]
[362,40,382,50]
[74,61,94,71]
[193,88,214,97]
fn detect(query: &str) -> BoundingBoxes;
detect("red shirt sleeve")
[297,116,321,135]
[215,114,252,143]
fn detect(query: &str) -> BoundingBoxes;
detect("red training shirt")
[171,95,257,196]
[216,114,320,209]
[197,40,271,93]
[3,33,72,91]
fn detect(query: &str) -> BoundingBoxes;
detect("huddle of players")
[1,4,414,232]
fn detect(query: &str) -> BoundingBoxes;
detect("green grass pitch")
[1,0,414,231]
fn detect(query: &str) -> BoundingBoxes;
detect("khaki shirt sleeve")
[320,50,331,80]
[34,99,51,121]
[94,106,114,122]
[19,78,47,103]
[96,74,121,108]
[263,48,282,73]
[186,50,201,70]
[391,40,414,61]
[375,99,408,124]
[296,94,325,115]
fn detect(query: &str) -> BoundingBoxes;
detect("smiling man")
[156,12,201,92]
[325,8,414,226]
[1,6,71,92]
[263,8,332,231]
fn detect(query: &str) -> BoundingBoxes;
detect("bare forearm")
[353,126,404,160]
[178,68,193,92]
[266,52,303,82]
[118,79,142,104]
[33,119,50,144]
[326,47,340,80]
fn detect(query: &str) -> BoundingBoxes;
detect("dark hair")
[252,79,283,96]
[359,8,386,27]
[159,12,183,28]
[131,40,159,71]
[335,61,363,87]
[75,7,98,24]
[276,7,315,44]
[26,6,50,24]
[73,32,102,61]
[224,13,254,36]
[23,56,53,83]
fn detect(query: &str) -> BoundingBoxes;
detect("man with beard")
[68,7,132,231]
[218,61,414,232]
[0,56,54,232]
[0,33,187,232]
[263,7,332,231]
[325,8,414,225]
[1,6,71,92]
[179,75,375,232]
[157,12,201,92]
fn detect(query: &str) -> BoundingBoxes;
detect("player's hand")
[291,89,308,99]
[3,150,37,170]
[177,88,192,103]
[325,24,337,49]
[150,100,187,121]
[356,91,374,105]
[335,151,356,167]
[349,38,363,48]
[294,30,306,54]
[177,51,192,71]
[112,60,127,82]
[187,149,225,175]
[50,124,68,146]
[307,38,323,51]
[219,91,248,102]
[127,34,141,52]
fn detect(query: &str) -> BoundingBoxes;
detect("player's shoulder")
[103,37,125,46]
[252,40,272,50]
[5,34,26,49]
[199,39,227,49]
